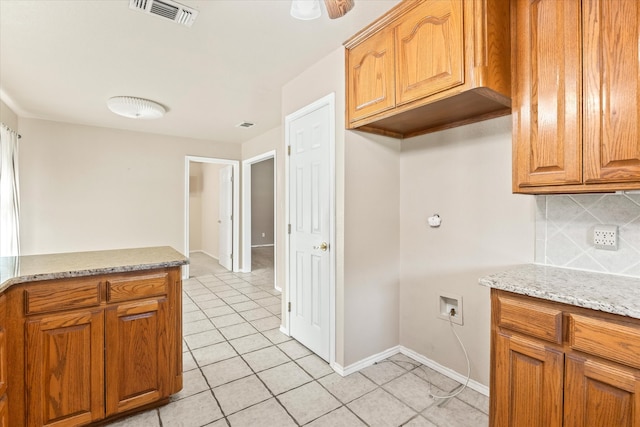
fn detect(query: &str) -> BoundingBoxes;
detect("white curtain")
[0,123,20,257]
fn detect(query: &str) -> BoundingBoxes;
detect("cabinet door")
[582,0,640,184]
[0,396,7,427]
[512,0,582,188]
[105,298,169,416]
[347,27,395,123]
[492,332,563,427]
[25,310,104,427]
[395,0,464,106]
[0,294,6,398]
[565,354,640,427]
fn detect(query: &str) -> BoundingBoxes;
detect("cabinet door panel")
[105,298,169,416]
[0,294,6,398]
[565,355,640,427]
[26,310,104,427]
[0,396,7,427]
[347,28,395,123]
[492,332,563,427]
[583,0,640,183]
[513,0,582,188]
[395,0,463,105]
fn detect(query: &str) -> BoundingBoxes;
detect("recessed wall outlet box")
[438,292,463,326]
[593,225,619,251]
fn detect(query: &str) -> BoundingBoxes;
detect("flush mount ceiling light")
[290,0,322,20]
[290,0,355,20]
[107,96,166,119]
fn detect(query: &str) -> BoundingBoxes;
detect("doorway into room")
[241,151,276,288]
[184,156,240,279]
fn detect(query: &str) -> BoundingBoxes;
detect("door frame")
[284,93,336,367]
[184,156,240,279]
[241,151,278,289]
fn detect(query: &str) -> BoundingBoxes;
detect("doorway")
[285,93,336,364]
[184,156,240,279]
[241,151,277,288]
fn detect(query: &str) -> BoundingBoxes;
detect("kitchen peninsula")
[0,246,187,426]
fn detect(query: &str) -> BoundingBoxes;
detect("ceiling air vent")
[236,122,255,128]
[129,0,199,27]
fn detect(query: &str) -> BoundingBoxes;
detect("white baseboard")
[189,250,219,261]
[400,346,489,396]
[329,345,489,397]
[279,325,290,336]
[331,345,401,377]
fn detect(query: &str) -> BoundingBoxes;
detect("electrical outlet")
[593,225,618,251]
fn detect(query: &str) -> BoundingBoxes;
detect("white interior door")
[219,165,233,271]
[288,102,331,361]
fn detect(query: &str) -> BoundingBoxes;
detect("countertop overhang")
[480,264,640,320]
[0,246,188,293]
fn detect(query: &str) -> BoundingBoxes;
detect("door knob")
[313,242,329,251]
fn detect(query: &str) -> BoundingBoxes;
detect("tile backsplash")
[536,193,640,277]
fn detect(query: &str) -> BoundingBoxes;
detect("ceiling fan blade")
[323,0,355,19]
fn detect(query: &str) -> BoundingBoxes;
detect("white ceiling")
[0,0,399,143]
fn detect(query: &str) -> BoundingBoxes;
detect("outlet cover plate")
[437,292,463,326]
[593,224,618,250]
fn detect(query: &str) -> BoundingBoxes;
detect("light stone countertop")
[479,264,640,320]
[0,246,188,293]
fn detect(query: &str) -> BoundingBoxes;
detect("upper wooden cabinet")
[345,0,511,139]
[513,0,640,194]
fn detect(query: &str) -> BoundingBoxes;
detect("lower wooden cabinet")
[105,297,169,416]
[490,289,640,427]
[493,332,563,427]
[4,267,182,427]
[564,354,640,427]
[0,396,8,427]
[25,310,104,427]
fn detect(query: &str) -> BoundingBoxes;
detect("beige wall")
[399,116,535,386]
[0,100,18,131]
[251,158,274,246]
[344,131,400,364]
[18,118,240,255]
[283,46,401,367]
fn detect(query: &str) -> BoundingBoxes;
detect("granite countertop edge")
[479,264,640,320]
[0,246,188,294]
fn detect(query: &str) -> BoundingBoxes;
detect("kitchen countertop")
[479,264,640,320]
[0,246,188,293]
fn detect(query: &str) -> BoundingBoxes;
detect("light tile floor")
[106,254,488,427]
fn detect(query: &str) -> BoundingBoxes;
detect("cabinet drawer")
[106,272,168,303]
[496,294,563,344]
[25,278,101,315]
[568,314,640,369]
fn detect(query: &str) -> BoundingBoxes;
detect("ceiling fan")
[290,0,355,20]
